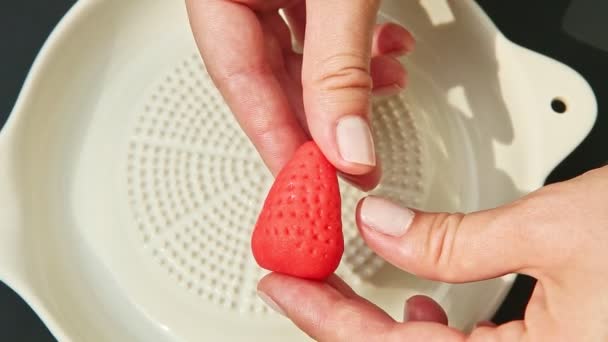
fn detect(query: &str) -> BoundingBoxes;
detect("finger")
[281,57,404,192]
[405,295,449,325]
[285,53,407,135]
[230,0,299,12]
[284,18,413,76]
[372,23,416,57]
[258,273,464,341]
[356,195,542,283]
[186,0,307,174]
[325,274,359,299]
[475,321,497,328]
[258,273,395,341]
[339,156,382,191]
[370,55,407,96]
[285,4,412,56]
[302,0,381,176]
[469,321,526,342]
[261,14,308,132]
[283,58,401,191]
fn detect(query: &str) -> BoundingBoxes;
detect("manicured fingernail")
[257,291,285,316]
[360,196,414,237]
[372,84,403,97]
[336,115,376,166]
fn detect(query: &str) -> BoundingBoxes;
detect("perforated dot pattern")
[126,53,425,314]
[371,95,425,206]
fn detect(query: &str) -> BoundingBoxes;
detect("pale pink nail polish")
[360,196,414,237]
[336,115,376,166]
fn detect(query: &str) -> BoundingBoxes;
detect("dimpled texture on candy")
[251,141,344,280]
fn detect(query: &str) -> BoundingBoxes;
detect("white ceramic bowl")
[0,0,596,341]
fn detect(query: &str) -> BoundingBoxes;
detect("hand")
[186,0,415,190]
[258,166,608,341]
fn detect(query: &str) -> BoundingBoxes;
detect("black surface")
[1,1,606,340]
[1,3,76,341]
[564,0,608,53]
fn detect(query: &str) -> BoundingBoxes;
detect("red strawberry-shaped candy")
[251,141,343,280]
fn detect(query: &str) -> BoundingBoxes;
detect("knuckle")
[325,300,374,341]
[213,63,273,91]
[425,212,464,281]
[253,117,292,144]
[306,53,372,95]
[514,183,587,269]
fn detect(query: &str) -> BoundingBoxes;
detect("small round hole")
[551,98,567,114]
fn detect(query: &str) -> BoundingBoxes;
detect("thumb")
[355,196,546,283]
[302,0,381,176]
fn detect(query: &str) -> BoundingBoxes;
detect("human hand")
[186,0,415,190]
[258,166,608,341]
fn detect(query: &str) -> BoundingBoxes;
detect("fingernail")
[360,196,414,237]
[336,116,376,166]
[257,291,285,316]
[372,84,403,97]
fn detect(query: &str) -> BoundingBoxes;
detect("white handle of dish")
[512,44,598,181]
[0,131,25,284]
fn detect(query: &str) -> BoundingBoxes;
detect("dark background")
[1,1,606,340]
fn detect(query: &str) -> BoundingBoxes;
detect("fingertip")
[336,160,377,176]
[257,289,286,317]
[257,272,338,299]
[335,115,376,166]
[405,295,448,325]
[310,136,377,179]
[373,23,416,57]
[370,55,407,92]
[339,160,382,192]
[308,115,377,176]
[256,273,299,313]
[256,273,276,299]
[356,196,532,284]
[355,197,379,238]
[357,196,415,238]
[354,196,422,278]
[302,0,381,175]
